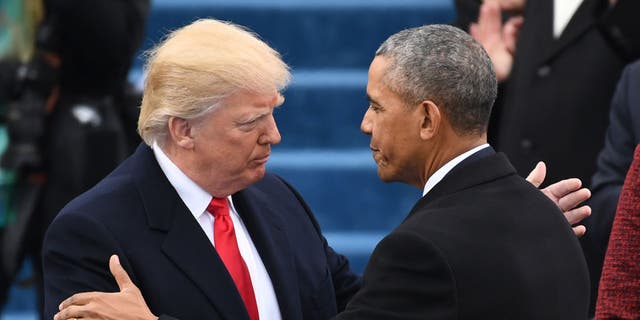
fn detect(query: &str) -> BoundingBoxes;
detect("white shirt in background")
[554,0,584,38]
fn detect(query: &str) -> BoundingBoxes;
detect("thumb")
[109,255,134,291]
[525,161,546,188]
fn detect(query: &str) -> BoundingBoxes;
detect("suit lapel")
[543,0,605,63]
[233,185,301,319]
[521,0,555,67]
[162,207,250,320]
[131,144,249,320]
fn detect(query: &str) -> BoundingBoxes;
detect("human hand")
[470,0,524,82]
[54,255,158,320]
[526,162,592,237]
[494,0,526,13]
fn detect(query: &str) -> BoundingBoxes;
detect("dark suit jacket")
[583,58,640,313]
[492,0,640,187]
[337,150,590,319]
[42,144,361,320]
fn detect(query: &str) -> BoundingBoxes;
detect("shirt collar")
[152,142,212,220]
[422,144,490,196]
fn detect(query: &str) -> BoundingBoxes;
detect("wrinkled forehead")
[220,89,284,111]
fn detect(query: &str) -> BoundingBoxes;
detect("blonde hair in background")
[137,19,291,146]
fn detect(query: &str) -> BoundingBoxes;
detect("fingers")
[469,23,479,38]
[563,205,592,226]
[525,161,546,188]
[110,255,134,291]
[543,178,582,199]
[477,0,503,36]
[54,303,88,320]
[503,15,524,54]
[572,225,587,238]
[59,292,96,311]
[557,188,591,212]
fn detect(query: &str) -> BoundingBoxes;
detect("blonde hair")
[138,19,291,145]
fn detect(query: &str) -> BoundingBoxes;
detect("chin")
[376,167,394,183]
[248,165,267,183]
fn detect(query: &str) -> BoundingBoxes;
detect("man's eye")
[370,104,382,112]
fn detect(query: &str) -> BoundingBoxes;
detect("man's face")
[361,56,424,185]
[188,90,282,195]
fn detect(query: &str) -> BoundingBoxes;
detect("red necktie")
[596,144,640,319]
[208,197,259,320]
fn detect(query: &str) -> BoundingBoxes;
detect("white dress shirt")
[423,144,490,196]
[553,0,584,38]
[152,142,282,319]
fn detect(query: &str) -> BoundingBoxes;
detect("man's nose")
[360,108,373,135]
[259,114,281,145]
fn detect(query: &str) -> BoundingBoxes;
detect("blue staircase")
[2,0,454,318]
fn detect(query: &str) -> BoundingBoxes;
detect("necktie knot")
[208,197,229,217]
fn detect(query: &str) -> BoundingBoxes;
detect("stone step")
[268,148,420,230]
[136,0,455,69]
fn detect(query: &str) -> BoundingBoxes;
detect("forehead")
[366,56,405,105]
[224,90,282,109]
[367,56,390,89]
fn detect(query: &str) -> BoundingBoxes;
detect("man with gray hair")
[50,23,590,320]
[336,24,589,319]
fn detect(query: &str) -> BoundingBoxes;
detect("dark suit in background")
[43,144,360,320]
[337,149,589,319]
[493,0,640,187]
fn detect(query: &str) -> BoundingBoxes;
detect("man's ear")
[419,100,441,140]
[167,116,195,149]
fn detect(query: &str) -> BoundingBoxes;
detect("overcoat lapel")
[132,144,250,320]
[523,0,555,66]
[162,206,250,320]
[543,0,605,63]
[233,185,301,319]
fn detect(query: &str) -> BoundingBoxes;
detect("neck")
[417,133,487,189]
[158,140,235,197]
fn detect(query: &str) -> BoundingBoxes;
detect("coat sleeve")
[43,211,185,320]
[336,230,457,320]
[42,211,125,319]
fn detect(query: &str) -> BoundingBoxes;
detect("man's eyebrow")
[366,94,380,106]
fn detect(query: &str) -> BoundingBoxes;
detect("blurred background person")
[590,59,640,318]
[468,0,640,186]
[0,0,44,308]
[595,144,640,319]
[467,0,640,315]
[0,0,149,317]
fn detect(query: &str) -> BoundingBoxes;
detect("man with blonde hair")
[42,19,361,320]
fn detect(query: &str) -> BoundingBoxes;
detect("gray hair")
[376,24,497,135]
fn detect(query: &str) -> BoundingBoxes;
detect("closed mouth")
[254,154,270,164]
